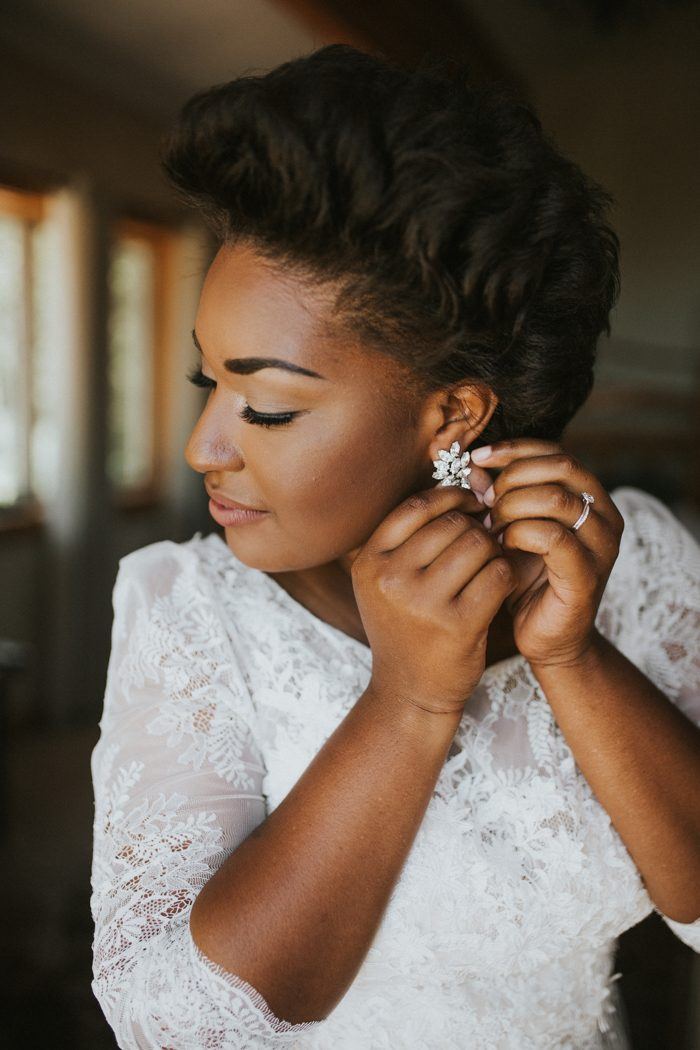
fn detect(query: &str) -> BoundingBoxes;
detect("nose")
[184,415,244,476]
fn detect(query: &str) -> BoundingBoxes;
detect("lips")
[205,487,265,513]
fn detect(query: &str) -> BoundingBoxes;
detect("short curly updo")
[160,43,620,445]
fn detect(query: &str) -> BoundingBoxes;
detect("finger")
[464,462,494,502]
[366,485,484,556]
[500,519,599,600]
[452,553,517,622]
[488,484,620,565]
[421,516,502,584]
[399,505,492,569]
[470,438,561,470]
[481,451,622,533]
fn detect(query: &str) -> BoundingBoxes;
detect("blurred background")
[0,1,698,1046]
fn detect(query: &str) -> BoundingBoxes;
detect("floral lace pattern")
[90,486,700,1048]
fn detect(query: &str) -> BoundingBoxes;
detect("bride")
[90,43,700,1049]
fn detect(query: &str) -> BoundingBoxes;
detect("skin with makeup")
[187,243,522,673]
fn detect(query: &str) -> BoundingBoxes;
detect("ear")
[415,383,498,498]
[426,382,499,466]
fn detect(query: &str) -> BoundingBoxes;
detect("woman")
[90,44,700,1049]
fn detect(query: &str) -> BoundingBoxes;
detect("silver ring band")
[571,491,595,531]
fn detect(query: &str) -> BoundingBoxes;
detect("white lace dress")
[90,486,700,1049]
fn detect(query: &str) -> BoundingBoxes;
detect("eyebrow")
[192,329,327,380]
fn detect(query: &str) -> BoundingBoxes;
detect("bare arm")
[190,685,461,1023]
[191,481,515,1025]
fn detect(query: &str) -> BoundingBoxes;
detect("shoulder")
[601,487,698,634]
[609,486,700,579]
[103,534,263,756]
[114,531,242,600]
[109,532,259,663]
[606,487,700,712]
[604,489,700,653]
[611,484,693,535]
[109,532,249,668]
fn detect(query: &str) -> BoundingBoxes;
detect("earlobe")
[428,437,493,503]
[431,441,474,489]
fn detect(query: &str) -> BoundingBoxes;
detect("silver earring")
[432,440,472,489]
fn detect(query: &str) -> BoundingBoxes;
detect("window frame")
[0,185,48,534]
[107,216,173,511]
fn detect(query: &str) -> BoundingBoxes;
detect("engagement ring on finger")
[571,491,595,531]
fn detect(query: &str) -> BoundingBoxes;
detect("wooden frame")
[108,217,176,510]
[0,186,46,223]
[0,185,48,534]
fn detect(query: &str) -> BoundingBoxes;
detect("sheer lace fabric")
[90,486,700,1049]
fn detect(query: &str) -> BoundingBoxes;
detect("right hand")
[351,485,517,715]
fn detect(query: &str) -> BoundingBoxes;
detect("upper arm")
[610,487,700,723]
[90,545,322,1046]
[609,488,700,949]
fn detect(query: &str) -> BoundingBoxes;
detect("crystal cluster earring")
[432,440,472,489]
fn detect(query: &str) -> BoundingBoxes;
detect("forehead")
[195,242,401,385]
[196,243,343,371]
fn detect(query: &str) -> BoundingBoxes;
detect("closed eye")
[185,366,299,428]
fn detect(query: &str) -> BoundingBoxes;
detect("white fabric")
[90,485,700,1049]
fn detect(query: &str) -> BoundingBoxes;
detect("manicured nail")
[483,485,495,506]
[470,446,492,463]
[483,512,492,529]
[473,488,485,504]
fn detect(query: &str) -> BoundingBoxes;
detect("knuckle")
[552,486,571,513]
[491,555,515,586]
[562,454,580,476]
[442,509,468,528]
[376,568,405,599]
[493,463,515,493]
[453,593,477,619]
[459,522,490,550]
[549,521,570,547]
[405,493,431,514]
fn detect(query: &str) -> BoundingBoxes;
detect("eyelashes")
[186,366,298,428]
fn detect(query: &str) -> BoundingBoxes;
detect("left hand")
[470,439,625,669]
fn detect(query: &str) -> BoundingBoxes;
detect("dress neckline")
[204,531,525,682]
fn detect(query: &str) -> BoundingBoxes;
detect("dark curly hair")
[160,43,620,445]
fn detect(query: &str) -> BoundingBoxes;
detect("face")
[185,242,493,573]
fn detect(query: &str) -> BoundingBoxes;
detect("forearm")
[189,683,461,1023]
[530,630,700,921]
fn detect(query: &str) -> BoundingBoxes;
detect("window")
[107,218,171,505]
[0,185,53,524]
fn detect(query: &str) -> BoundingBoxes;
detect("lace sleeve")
[611,487,700,951]
[90,542,323,1047]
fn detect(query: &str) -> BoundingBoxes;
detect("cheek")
[278,417,410,537]
[274,435,377,508]
[236,398,419,569]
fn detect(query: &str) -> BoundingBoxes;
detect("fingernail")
[470,445,492,463]
[483,485,495,506]
[483,512,492,529]
[473,488,485,504]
